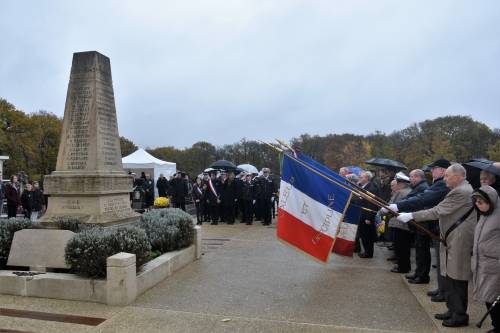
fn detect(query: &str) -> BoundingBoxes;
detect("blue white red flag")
[277,154,359,263]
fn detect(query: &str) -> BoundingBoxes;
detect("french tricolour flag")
[277,154,359,263]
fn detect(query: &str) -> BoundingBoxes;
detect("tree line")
[1,97,499,181]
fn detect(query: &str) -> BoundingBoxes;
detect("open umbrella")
[365,157,407,170]
[463,159,500,189]
[237,163,259,174]
[209,160,236,171]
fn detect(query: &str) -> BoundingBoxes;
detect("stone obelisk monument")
[40,51,139,226]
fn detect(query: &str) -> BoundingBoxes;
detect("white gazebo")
[122,148,176,197]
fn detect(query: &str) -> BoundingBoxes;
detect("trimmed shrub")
[55,216,81,232]
[65,226,151,278]
[140,208,195,253]
[0,218,34,267]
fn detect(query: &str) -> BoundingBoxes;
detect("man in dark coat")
[386,159,450,293]
[358,171,380,258]
[241,174,255,225]
[220,170,238,224]
[142,173,155,208]
[5,175,20,218]
[156,174,170,197]
[170,172,189,211]
[255,168,276,225]
[21,183,34,219]
[31,181,44,221]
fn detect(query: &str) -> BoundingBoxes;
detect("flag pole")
[331,192,353,252]
[261,142,441,242]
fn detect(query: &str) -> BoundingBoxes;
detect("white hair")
[448,163,466,177]
[410,169,425,179]
[361,170,373,180]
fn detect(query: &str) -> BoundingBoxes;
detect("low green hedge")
[0,218,35,267]
[65,226,150,278]
[1,208,195,277]
[140,208,195,253]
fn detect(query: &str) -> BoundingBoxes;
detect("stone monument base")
[40,172,140,227]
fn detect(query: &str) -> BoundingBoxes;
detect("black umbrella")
[209,160,237,171]
[364,157,407,170]
[422,164,432,173]
[463,159,500,189]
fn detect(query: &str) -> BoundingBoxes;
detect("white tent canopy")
[122,148,176,196]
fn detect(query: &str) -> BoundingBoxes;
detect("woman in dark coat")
[5,175,20,218]
[471,185,500,332]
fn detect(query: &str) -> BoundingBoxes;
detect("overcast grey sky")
[1,1,499,149]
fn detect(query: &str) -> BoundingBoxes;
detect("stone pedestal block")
[106,252,137,306]
[7,229,75,270]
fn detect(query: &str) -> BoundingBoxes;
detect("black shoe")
[196,222,202,225]
[210,222,218,225]
[427,289,439,297]
[391,266,409,274]
[431,294,446,302]
[387,245,394,250]
[408,276,430,284]
[358,253,373,258]
[405,274,416,280]
[442,315,468,327]
[386,256,397,261]
[434,311,452,320]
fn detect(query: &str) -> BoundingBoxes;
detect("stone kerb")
[0,225,202,305]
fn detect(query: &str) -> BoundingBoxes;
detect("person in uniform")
[256,168,275,226]
[397,164,476,328]
[387,173,412,273]
[241,173,255,225]
[206,171,221,224]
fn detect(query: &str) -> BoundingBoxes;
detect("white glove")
[397,213,413,223]
[271,197,275,203]
[253,200,256,204]
[388,204,398,212]
[380,207,389,214]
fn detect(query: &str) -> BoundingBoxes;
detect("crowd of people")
[342,159,500,330]
[0,175,45,221]
[131,168,278,226]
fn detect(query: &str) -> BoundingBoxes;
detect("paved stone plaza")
[0,221,492,332]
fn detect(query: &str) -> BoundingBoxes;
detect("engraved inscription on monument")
[65,84,91,170]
